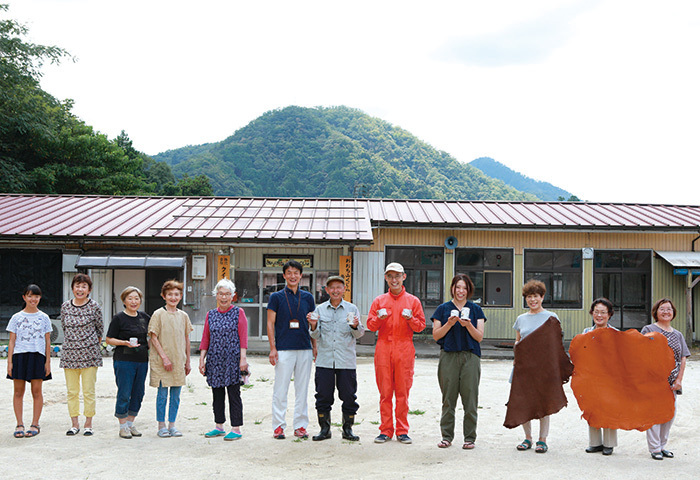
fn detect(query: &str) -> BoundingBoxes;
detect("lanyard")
[284,288,301,321]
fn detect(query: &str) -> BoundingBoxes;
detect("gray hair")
[212,278,236,296]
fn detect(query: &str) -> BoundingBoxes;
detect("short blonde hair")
[120,286,144,304]
[161,279,183,296]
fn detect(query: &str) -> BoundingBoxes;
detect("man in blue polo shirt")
[267,260,316,439]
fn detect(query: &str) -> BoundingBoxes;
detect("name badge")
[289,319,300,329]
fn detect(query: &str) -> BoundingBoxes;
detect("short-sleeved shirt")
[267,286,315,350]
[6,310,52,354]
[432,300,486,356]
[107,311,150,363]
[640,323,691,385]
[513,310,559,340]
[148,307,193,387]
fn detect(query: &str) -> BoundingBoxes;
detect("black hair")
[23,284,42,296]
[283,260,304,274]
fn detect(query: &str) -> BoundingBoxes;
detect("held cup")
[309,311,320,321]
[460,307,470,319]
[347,312,355,326]
[377,308,388,317]
[450,309,460,318]
[129,337,138,346]
[402,308,412,318]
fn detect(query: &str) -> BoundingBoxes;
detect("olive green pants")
[437,350,481,443]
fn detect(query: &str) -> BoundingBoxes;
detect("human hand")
[672,380,682,391]
[351,316,360,328]
[308,316,318,330]
[240,359,249,373]
[401,308,412,319]
[162,356,173,371]
[185,361,191,376]
[269,348,278,366]
[377,308,388,319]
[198,359,206,375]
[7,361,12,377]
[45,360,51,376]
[313,345,318,362]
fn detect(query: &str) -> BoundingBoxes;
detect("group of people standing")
[6,263,690,461]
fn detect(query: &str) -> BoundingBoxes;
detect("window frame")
[454,247,514,308]
[523,248,583,309]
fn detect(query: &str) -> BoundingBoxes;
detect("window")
[386,247,443,319]
[594,250,651,330]
[524,249,582,308]
[455,248,513,307]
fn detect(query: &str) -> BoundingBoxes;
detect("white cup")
[129,337,138,346]
[460,308,470,319]
[450,309,460,318]
[347,312,355,326]
[377,308,387,317]
[402,308,412,318]
[309,311,320,321]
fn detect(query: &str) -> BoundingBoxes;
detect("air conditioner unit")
[50,319,64,344]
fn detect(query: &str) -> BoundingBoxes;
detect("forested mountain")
[154,106,539,201]
[0,4,212,196]
[469,157,578,201]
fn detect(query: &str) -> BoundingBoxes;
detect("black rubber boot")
[312,411,331,441]
[342,413,359,441]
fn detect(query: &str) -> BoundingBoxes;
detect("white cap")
[384,262,405,274]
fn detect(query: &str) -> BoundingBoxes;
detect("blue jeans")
[156,383,182,423]
[113,360,148,419]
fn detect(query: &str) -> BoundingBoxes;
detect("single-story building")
[1,194,698,345]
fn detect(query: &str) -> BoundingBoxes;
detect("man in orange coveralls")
[367,262,425,444]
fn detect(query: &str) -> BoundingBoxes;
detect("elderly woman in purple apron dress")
[198,279,249,441]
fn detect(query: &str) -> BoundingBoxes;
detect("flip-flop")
[462,441,475,450]
[437,439,452,448]
[14,425,25,438]
[25,425,40,437]
[83,428,94,436]
[66,427,80,436]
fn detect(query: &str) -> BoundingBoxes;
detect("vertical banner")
[217,255,230,281]
[340,255,352,302]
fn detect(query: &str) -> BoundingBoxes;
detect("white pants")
[522,415,550,440]
[272,349,313,430]
[589,426,618,448]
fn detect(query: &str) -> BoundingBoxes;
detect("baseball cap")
[326,275,346,286]
[384,262,405,274]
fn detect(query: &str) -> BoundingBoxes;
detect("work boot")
[312,411,331,441]
[342,413,359,441]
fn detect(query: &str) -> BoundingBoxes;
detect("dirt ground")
[1,354,697,480]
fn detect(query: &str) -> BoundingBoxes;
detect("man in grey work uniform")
[307,275,365,441]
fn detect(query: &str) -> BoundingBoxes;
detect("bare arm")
[267,309,277,366]
[184,331,191,375]
[7,332,16,376]
[432,316,459,341]
[44,331,51,376]
[461,318,485,343]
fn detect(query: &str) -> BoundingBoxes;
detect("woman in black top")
[106,286,150,439]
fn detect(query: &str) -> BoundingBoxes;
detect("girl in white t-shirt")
[6,284,53,438]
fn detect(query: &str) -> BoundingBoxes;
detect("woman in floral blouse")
[60,273,103,436]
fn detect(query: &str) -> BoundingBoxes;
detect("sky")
[9,0,700,205]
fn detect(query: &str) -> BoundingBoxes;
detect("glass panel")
[314,271,338,304]
[262,273,283,303]
[456,250,482,268]
[235,271,260,303]
[551,272,581,306]
[419,249,443,266]
[241,305,259,337]
[525,251,552,269]
[484,271,512,307]
[386,248,414,266]
[594,273,621,306]
[553,250,581,269]
[623,252,651,269]
[595,252,622,269]
[484,249,512,269]
[425,270,442,304]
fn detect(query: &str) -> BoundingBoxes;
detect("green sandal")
[535,441,548,453]
[516,439,532,450]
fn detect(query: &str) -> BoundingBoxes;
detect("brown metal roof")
[365,199,700,230]
[1,195,699,243]
[0,195,373,243]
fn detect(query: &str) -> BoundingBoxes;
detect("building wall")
[354,227,699,341]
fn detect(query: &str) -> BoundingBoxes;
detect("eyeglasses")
[216,292,232,297]
[592,310,609,315]
[386,274,403,280]
[658,308,674,313]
